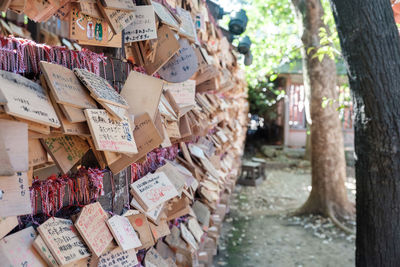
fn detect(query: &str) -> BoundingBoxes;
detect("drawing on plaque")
[158,38,198,83]
[73,68,129,108]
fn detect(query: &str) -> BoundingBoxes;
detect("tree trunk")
[330,0,400,265]
[291,0,354,220]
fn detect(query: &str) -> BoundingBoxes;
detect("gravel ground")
[214,159,356,267]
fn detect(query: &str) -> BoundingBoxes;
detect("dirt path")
[214,161,355,267]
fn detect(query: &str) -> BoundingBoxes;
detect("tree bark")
[291,0,354,220]
[329,0,400,265]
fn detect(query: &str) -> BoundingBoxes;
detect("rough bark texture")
[292,0,354,220]
[330,0,400,265]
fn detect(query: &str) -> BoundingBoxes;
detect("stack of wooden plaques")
[0,0,249,266]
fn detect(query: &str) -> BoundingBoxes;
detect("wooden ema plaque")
[0,172,32,217]
[0,119,28,173]
[70,3,122,48]
[33,235,58,266]
[29,138,48,167]
[0,226,46,267]
[37,217,90,266]
[108,112,163,174]
[145,247,168,266]
[107,215,142,251]
[80,0,103,19]
[75,202,114,257]
[126,213,155,250]
[151,1,179,30]
[143,25,180,75]
[124,5,157,43]
[164,80,196,107]
[84,109,137,154]
[130,171,179,211]
[101,0,135,11]
[150,218,171,240]
[47,88,91,136]
[41,135,89,174]
[0,70,61,127]
[97,2,135,34]
[0,216,18,239]
[158,38,199,83]
[97,247,139,267]
[73,68,128,108]
[130,197,164,224]
[176,7,197,42]
[180,223,198,250]
[156,162,187,194]
[188,217,204,243]
[40,61,97,109]
[121,71,164,120]
[60,104,87,123]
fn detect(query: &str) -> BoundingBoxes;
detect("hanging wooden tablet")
[80,0,103,18]
[41,135,89,174]
[40,62,97,109]
[188,217,204,242]
[145,247,168,266]
[47,87,91,136]
[164,80,196,107]
[130,197,164,224]
[130,171,179,211]
[59,104,86,123]
[9,0,27,14]
[107,215,142,251]
[124,5,157,43]
[32,235,58,267]
[158,38,198,83]
[127,213,155,250]
[0,227,46,267]
[101,0,135,11]
[0,172,32,217]
[121,71,164,120]
[0,0,11,11]
[38,217,90,266]
[70,3,122,47]
[108,112,163,174]
[84,109,138,154]
[100,101,127,121]
[151,1,179,30]
[0,119,28,174]
[29,138,47,167]
[156,162,186,194]
[41,75,91,136]
[150,218,171,240]
[0,216,18,239]
[97,247,139,267]
[176,7,197,43]
[142,25,180,75]
[54,1,71,20]
[73,68,129,108]
[75,202,114,257]
[0,71,60,128]
[97,1,135,34]
[180,223,198,250]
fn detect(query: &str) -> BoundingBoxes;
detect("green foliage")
[239,0,300,87]
[247,78,284,118]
